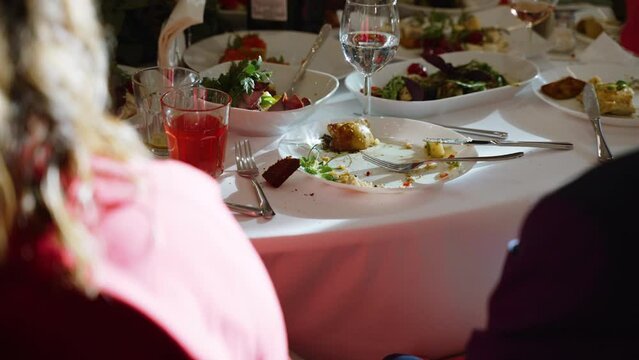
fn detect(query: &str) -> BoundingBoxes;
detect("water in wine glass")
[341,31,399,75]
[510,1,555,26]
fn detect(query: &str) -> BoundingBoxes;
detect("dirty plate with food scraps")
[278,116,479,194]
[532,64,639,127]
[344,51,539,120]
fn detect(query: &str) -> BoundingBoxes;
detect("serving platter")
[278,116,479,193]
[532,64,639,127]
[183,30,353,79]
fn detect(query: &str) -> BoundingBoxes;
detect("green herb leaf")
[200,57,272,107]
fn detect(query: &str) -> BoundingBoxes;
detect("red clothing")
[0,157,289,359]
[620,0,639,55]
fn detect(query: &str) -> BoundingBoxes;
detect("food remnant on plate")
[540,76,586,100]
[577,77,636,116]
[335,173,378,188]
[262,156,300,188]
[325,119,379,152]
[425,141,446,158]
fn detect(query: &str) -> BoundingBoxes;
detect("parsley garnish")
[201,57,272,107]
[300,145,336,181]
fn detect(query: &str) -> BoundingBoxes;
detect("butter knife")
[423,137,573,150]
[583,83,614,162]
[285,23,332,94]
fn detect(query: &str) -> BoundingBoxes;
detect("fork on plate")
[234,139,276,218]
[361,151,524,173]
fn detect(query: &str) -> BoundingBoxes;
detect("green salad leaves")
[201,57,272,107]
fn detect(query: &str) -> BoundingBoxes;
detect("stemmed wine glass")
[509,0,558,47]
[340,0,400,116]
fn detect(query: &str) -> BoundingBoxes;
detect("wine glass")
[340,0,400,116]
[509,0,558,47]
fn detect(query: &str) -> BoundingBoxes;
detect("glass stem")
[363,74,372,116]
[528,24,533,43]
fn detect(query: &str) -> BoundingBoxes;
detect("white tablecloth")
[216,53,639,359]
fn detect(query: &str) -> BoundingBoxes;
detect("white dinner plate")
[397,0,500,17]
[183,30,353,79]
[395,6,550,60]
[532,64,639,127]
[278,116,478,194]
[344,51,539,120]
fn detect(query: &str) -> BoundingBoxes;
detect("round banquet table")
[215,53,639,359]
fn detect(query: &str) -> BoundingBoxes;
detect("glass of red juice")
[161,87,231,178]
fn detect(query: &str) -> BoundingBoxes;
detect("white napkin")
[577,32,639,66]
[157,0,206,67]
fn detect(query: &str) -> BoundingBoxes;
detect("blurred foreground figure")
[0,1,288,359]
[466,149,639,359]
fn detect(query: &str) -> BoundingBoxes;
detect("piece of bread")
[262,156,300,188]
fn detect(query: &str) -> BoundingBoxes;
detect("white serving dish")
[344,50,539,120]
[200,61,339,137]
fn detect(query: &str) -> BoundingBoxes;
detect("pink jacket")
[0,157,289,359]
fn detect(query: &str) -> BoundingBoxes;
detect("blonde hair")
[0,0,149,294]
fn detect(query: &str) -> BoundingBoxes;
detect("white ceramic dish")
[200,61,339,136]
[397,0,500,17]
[344,51,539,120]
[278,116,479,193]
[184,30,353,79]
[532,64,639,127]
[395,6,550,60]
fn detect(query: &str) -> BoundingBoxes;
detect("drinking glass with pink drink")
[161,87,231,178]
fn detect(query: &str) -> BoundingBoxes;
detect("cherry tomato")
[406,63,428,77]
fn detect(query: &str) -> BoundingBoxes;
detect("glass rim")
[160,87,232,112]
[131,65,201,86]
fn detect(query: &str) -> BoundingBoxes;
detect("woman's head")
[0,0,147,291]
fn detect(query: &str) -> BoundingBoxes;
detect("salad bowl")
[201,61,339,136]
[344,51,539,120]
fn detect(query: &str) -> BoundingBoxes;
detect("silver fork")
[361,151,524,173]
[234,140,276,218]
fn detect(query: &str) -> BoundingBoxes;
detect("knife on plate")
[423,137,574,150]
[582,83,614,162]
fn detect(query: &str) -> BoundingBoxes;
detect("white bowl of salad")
[200,58,339,136]
[344,51,539,120]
